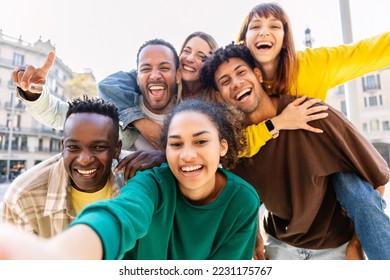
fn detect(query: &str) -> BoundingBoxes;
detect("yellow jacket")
[242,32,390,157]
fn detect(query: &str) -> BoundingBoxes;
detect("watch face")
[265,119,275,131]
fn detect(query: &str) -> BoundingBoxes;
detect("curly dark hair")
[200,43,255,91]
[136,38,180,70]
[66,95,120,140]
[159,99,246,169]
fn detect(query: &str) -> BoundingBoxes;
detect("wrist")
[17,87,42,101]
[265,118,279,139]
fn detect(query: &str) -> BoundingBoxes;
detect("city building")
[326,67,390,166]
[303,27,390,167]
[0,31,73,182]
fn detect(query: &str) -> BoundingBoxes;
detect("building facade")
[0,31,73,182]
[326,67,390,166]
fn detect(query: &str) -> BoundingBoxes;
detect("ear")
[114,140,122,159]
[215,91,225,103]
[253,67,263,83]
[61,138,64,153]
[176,69,182,84]
[136,71,140,86]
[220,139,228,157]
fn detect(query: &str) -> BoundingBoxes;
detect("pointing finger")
[40,51,56,74]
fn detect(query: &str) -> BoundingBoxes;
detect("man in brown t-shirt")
[200,43,390,260]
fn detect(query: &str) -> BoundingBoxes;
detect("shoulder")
[222,168,260,204]
[5,154,62,195]
[98,70,137,86]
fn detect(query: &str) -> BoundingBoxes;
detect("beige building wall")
[0,31,73,182]
[326,67,390,166]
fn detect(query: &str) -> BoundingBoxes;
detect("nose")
[150,68,162,80]
[180,146,197,162]
[231,76,243,90]
[259,26,270,36]
[185,52,195,63]
[77,150,94,165]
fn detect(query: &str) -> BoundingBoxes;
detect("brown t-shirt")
[232,96,389,249]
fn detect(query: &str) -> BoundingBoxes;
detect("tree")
[63,70,97,99]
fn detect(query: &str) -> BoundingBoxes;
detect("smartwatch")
[265,119,279,139]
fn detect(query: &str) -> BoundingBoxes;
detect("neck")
[180,171,226,206]
[255,59,278,81]
[244,95,279,126]
[182,80,203,99]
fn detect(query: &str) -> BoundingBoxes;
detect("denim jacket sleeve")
[98,70,144,129]
[16,86,68,130]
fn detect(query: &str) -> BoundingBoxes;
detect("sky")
[1,0,389,82]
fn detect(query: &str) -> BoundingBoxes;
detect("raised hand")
[11,51,56,94]
[272,95,329,133]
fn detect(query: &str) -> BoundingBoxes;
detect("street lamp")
[339,0,361,128]
[5,93,15,183]
[304,27,313,48]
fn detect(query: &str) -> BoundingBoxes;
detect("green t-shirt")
[72,163,260,260]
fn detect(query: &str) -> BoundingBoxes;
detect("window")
[383,121,390,132]
[21,136,28,151]
[368,96,378,106]
[13,53,24,66]
[362,74,381,91]
[340,100,347,116]
[370,119,380,132]
[38,138,43,152]
[367,95,383,107]
[337,84,345,95]
[362,123,368,133]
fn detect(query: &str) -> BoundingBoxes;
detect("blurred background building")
[304,26,390,167]
[0,26,389,183]
[0,31,96,182]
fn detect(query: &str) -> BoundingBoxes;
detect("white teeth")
[77,169,97,175]
[181,165,202,172]
[149,85,165,90]
[256,41,272,48]
[236,89,250,100]
[183,65,196,72]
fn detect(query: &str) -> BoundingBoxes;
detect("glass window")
[383,121,390,131]
[368,96,378,106]
[13,53,24,66]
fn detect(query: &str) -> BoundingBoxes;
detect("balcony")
[0,126,63,139]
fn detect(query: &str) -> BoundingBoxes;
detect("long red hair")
[237,3,298,96]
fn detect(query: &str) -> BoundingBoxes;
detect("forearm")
[346,232,364,260]
[48,224,103,259]
[17,87,68,129]
[98,70,144,128]
[240,122,271,158]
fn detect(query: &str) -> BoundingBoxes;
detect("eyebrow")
[168,130,211,139]
[64,138,110,144]
[139,61,174,68]
[184,46,207,56]
[217,64,245,83]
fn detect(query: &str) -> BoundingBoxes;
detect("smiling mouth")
[181,165,203,172]
[182,65,196,73]
[148,85,167,98]
[255,41,273,50]
[76,168,97,176]
[235,89,251,101]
